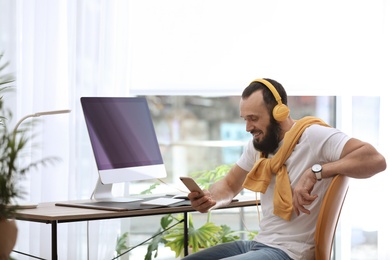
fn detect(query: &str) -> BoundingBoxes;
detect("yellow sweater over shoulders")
[242,116,329,221]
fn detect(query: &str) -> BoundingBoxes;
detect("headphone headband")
[251,78,290,121]
[251,78,283,105]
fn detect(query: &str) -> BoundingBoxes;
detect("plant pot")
[0,219,18,259]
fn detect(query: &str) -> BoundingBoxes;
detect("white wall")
[127,0,390,96]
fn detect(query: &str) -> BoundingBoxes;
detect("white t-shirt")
[236,124,350,259]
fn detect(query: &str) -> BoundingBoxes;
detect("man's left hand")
[292,169,318,216]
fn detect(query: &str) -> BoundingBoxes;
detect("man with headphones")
[183,78,386,260]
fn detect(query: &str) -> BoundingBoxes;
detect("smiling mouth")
[251,131,263,139]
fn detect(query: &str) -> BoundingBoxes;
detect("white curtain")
[1,0,389,259]
[2,0,132,259]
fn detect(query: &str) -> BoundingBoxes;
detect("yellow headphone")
[251,78,290,122]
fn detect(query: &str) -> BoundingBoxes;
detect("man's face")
[240,90,281,154]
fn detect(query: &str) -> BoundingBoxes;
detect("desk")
[16,196,257,260]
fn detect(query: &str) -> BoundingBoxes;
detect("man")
[182,78,386,260]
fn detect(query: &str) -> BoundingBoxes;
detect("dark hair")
[241,78,288,118]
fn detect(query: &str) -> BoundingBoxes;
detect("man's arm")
[322,138,386,179]
[293,138,387,215]
[188,164,248,213]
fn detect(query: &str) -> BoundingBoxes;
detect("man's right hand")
[187,190,216,213]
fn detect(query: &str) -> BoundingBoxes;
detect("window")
[123,95,337,259]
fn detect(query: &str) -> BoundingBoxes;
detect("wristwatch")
[311,164,322,181]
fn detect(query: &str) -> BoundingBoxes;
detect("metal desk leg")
[184,212,188,256]
[51,221,58,260]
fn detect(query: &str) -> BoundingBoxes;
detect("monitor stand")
[92,177,143,202]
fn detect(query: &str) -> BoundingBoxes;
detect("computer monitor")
[81,97,167,201]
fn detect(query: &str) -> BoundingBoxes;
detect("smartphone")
[179,176,204,196]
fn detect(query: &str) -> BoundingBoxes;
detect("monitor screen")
[81,97,167,185]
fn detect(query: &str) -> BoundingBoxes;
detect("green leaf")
[163,214,222,257]
[190,164,233,189]
[115,232,129,255]
[160,214,174,229]
[141,182,160,194]
[145,228,165,260]
[144,214,181,260]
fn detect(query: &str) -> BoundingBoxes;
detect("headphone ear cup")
[273,104,290,121]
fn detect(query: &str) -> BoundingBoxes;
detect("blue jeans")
[181,240,293,260]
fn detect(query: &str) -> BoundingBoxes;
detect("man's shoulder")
[305,123,338,135]
[302,123,349,149]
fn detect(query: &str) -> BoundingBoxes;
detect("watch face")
[312,164,322,172]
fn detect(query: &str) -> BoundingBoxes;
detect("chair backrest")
[315,174,350,260]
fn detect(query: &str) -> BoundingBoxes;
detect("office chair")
[314,174,350,260]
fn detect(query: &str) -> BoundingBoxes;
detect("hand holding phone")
[179,176,204,196]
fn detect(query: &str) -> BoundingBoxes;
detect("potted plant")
[142,164,256,259]
[154,212,244,258]
[0,53,19,258]
[0,53,55,258]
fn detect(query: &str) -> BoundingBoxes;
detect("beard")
[252,119,281,154]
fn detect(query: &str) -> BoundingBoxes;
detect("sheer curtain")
[2,1,134,259]
[0,0,389,259]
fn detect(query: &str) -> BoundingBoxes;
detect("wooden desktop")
[16,196,258,260]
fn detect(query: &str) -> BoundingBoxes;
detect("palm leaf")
[164,214,222,257]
